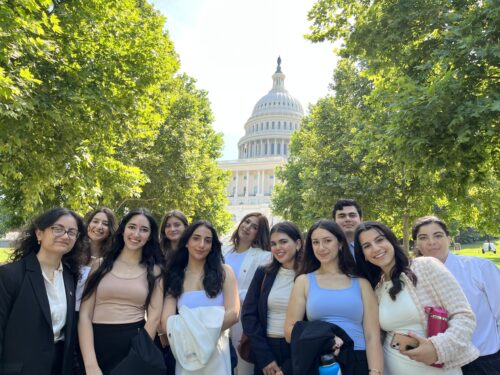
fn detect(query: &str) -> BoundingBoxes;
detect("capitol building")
[219,58,304,224]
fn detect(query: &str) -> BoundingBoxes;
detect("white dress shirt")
[444,252,500,355]
[41,262,67,342]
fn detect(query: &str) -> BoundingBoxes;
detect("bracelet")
[369,370,382,374]
[157,332,165,336]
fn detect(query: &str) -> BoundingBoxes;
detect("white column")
[260,170,266,195]
[235,172,239,197]
[256,170,261,195]
[245,171,249,196]
[261,170,265,195]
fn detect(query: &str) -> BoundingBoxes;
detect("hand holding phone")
[390,333,419,352]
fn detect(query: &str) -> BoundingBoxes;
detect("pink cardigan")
[376,256,479,369]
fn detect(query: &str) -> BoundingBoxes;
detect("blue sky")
[150,0,337,160]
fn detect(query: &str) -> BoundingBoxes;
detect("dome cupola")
[238,57,304,160]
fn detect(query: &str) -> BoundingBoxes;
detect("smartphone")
[390,333,419,352]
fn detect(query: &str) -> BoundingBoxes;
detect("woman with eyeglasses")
[78,208,165,375]
[0,207,85,375]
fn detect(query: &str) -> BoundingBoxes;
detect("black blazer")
[0,252,76,375]
[241,266,292,373]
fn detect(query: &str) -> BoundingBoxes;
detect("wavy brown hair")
[159,210,188,259]
[230,212,270,251]
[80,207,117,266]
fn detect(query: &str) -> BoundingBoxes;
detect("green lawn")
[452,240,500,267]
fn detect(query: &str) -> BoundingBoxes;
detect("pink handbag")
[425,306,448,368]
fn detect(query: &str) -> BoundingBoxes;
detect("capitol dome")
[238,57,304,159]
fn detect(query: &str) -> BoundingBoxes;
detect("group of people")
[0,199,498,375]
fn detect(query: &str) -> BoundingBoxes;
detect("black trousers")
[254,337,292,375]
[51,341,64,375]
[93,320,145,374]
[350,350,368,375]
[462,349,500,375]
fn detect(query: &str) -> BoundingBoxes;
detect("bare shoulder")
[294,274,309,290]
[153,264,162,277]
[358,277,372,290]
[358,277,377,300]
[223,263,236,279]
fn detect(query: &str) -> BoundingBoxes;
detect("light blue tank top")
[224,250,247,278]
[306,272,366,350]
[178,290,224,309]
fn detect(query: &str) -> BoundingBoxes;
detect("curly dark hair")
[265,221,303,275]
[12,207,86,277]
[79,207,118,266]
[165,220,225,299]
[354,221,417,300]
[159,210,188,259]
[82,208,164,308]
[298,219,357,277]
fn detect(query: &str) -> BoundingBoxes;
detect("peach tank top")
[92,271,148,324]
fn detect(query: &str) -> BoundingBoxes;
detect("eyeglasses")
[50,225,79,239]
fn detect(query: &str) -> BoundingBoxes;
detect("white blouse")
[42,263,67,342]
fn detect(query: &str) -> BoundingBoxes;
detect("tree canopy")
[273,0,499,240]
[0,0,231,232]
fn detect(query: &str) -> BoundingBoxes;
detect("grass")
[452,240,500,267]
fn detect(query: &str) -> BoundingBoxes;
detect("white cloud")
[151,0,337,160]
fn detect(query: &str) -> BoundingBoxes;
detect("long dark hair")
[230,212,270,251]
[80,207,117,265]
[159,210,188,258]
[298,219,356,277]
[82,208,164,308]
[354,221,417,300]
[266,221,303,274]
[165,220,225,299]
[12,207,85,277]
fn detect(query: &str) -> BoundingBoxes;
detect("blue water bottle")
[318,353,341,375]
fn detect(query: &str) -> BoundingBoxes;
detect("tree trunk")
[402,213,410,255]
